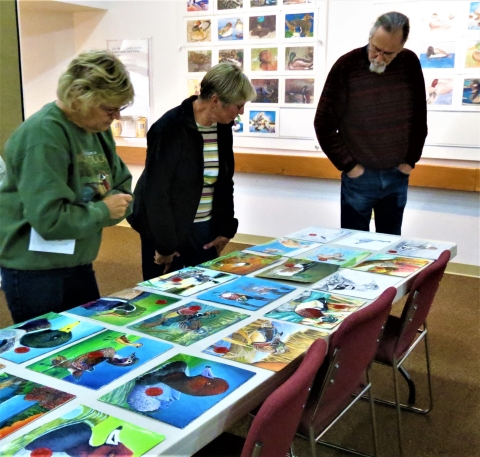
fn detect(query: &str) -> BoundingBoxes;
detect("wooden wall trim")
[116,146,480,192]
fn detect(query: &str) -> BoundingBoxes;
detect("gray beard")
[369,61,386,74]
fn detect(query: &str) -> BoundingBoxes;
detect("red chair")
[373,250,451,456]
[194,337,328,457]
[296,287,397,457]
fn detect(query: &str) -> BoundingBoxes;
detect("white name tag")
[29,228,75,255]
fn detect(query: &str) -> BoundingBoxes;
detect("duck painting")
[285,13,314,37]
[218,22,233,38]
[287,51,313,70]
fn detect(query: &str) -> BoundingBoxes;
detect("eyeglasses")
[368,43,402,58]
[100,105,128,115]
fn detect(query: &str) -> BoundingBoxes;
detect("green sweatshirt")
[0,102,133,270]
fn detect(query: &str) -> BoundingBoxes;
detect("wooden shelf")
[116,145,480,192]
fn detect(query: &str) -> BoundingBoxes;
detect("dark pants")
[140,220,218,281]
[1,264,100,323]
[341,167,409,235]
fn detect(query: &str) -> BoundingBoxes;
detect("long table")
[0,228,457,457]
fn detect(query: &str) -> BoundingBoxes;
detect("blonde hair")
[56,50,134,114]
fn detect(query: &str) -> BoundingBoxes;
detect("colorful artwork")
[219,48,244,68]
[246,237,319,256]
[462,78,480,105]
[313,269,400,300]
[200,250,282,275]
[232,114,244,133]
[265,290,365,330]
[128,302,249,346]
[465,41,480,68]
[299,244,371,267]
[283,0,312,4]
[0,312,104,364]
[285,78,314,104]
[99,353,255,429]
[27,330,173,390]
[421,8,458,34]
[256,257,339,283]
[285,46,314,71]
[187,78,201,96]
[0,373,75,440]
[251,0,277,7]
[426,78,453,105]
[418,42,456,69]
[249,15,276,39]
[198,276,296,311]
[187,0,209,12]
[351,254,431,277]
[187,18,212,42]
[468,2,480,30]
[67,289,181,326]
[335,232,399,251]
[218,17,244,40]
[218,0,243,10]
[249,110,277,133]
[285,226,350,243]
[188,50,212,72]
[204,318,325,371]
[251,47,278,71]
[284,12,314,38]
[387,240,453,260]
[0,405,165,457]
[138,266,237,297]
[251,78,279,103]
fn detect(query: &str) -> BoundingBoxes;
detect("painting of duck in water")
[99,354,255,429]
[246,236,320,256]
[285,78,314,104]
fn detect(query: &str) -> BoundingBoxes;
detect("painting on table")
[128,302,249,346]
[298,244,371,267]
[27,330,173,390]
[200,250,282,275]
[335,232,399,251]
[0,312,104,364]
[203,318,325,371]
[99,353,255,429]
[285,226,350,244]
[351,254,431,277]
[386,240,453,260]
[245,237,319,256]
[0,404,165,457]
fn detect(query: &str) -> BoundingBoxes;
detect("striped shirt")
[195,123,219,222]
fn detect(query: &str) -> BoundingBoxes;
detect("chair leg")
[392,360,404,457]
[366,372,379,457]
[398,366,416,405]
[422,328,434,414]
[309,425,317,457]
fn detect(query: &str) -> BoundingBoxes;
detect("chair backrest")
[241,337,328,457]
[394,249,450,358]
[299,286,396,435]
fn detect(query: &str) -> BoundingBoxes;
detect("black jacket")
[128,96,238,256]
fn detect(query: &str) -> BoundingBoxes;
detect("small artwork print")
[0,312,104,364]
[218,17,244,40]
[138,267,237,297]
[313,269,400,300]
[203,318,325,371]
[421,9,458,34]
[187,78,202,96]
[419,42,456,69]
[0,404,166,457]
[285,12,314,38]
[387,240,453,260]
[256,258,339,283]
[285,46,314,70]
[249,110,277,133]
[462,78,480,104]
[283,0,312,4]
[187,18,212,42]
[251,78,279,103]
[198,276,296,311]
[219,48,244,68]
[299,245,371,267]
[465,41,480,68]
[251,0,277,7]
[67,289,181,326]
[246,237,319,256]
[232,114,244,133]
[426,78,454,105]
[187,0,209,12]
[285,78,314,104]
[218,0,243,10]
[0,373,75,440]
[27,330,173,390]
[188,50,212,72]
[251,47,278,71]
[99,354,255,429]
[286,227,350,244]
[249,15,276,39]
[200,250,282,275]
[468,2,480,30]
[351,254,431,277]
[336,232,399,251]
[265,290,365,330]
[128,302,249,346]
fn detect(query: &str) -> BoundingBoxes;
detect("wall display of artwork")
[375,1,480,111]
[183,0,328,140]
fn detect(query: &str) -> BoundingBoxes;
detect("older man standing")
[314,11,427,235]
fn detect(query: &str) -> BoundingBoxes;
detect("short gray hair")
[370,12,410,44]
[200,62,256,105]
[57,50,134,114]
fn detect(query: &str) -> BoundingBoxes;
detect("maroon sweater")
[314,46,427,172]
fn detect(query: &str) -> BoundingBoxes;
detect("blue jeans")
[140,220,218,280]
[341,167,409,235]
[1,264,100,323]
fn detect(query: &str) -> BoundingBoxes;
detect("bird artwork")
[285,13,313,38]
[218,0,243,9]
[250,15,275,38]
[234,18,244,38]
[188,51,212,72]
[218,22,233,38]
[258,49,277,70]
[230,321,287,354]
[287,51,313,70]
[219,49,243,67]
[189,19,211,41]
[187,0,209,12]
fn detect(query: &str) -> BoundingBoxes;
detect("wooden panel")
[116,145,146,166]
